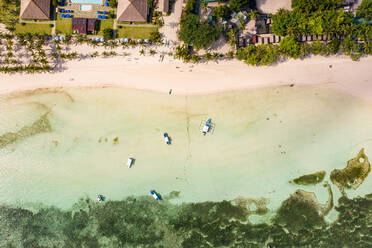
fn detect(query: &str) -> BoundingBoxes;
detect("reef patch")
[330,149,371,192]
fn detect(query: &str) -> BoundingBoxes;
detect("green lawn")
[56,15,72,35]
[15,23,52,35]
[97,18,114,36]
[117,26,157,39]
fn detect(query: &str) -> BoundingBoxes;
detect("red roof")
[72,18,96,34]
[251,35,257,44]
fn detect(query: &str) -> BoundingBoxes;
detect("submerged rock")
[291,170,326,185]
[0,112,51,149]
[330,149,371,192]
[274,190,327,233]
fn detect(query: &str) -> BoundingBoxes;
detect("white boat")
[203,119,211,136]
[164,133,170,145]
[97,194,103,202]
[127,158,134,168]
[150,190,160,200]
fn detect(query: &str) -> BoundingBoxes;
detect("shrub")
[327,38,340,54]
[103,28,113,40]
[279,36,301,59]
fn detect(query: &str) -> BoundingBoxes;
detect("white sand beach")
[0,54,372,101]
[256,0,292,14]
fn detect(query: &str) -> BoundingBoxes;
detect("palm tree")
[191,54,199,63]
[91,51,99,58]
[226,50,235,58]
[139,49,145,56]
[109,41,118,49]
[201,2,208,12]
[149,50,156,56]
[249,10,258,20]
[213,52,220,60]
[204,52,212,61]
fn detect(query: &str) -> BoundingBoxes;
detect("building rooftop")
[20,0,51,20]
[72,18,96,34]
[117,0,148,22]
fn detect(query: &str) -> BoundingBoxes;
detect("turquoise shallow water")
[0,86,371,211]
[1,86,372,247]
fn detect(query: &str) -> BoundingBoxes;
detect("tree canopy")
[357,0,372,20]
[279,36,302,59]
[272,2,354,37]
[291,0,342,13]
[178,0,221,50]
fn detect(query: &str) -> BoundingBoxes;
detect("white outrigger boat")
[150,190,160,200]
[202,118,212,136]
[127,158,134,168]
[163,133,171,145]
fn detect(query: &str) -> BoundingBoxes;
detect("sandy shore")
[0,54,372,101]
[256,0,292,14]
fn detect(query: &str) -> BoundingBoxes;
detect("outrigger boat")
[164,133,171,145]
[150,190,160,200]
[127,158,134,168]
[97,194,104,202]
[203,118,212,136]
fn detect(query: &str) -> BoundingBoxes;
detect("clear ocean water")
[70,0,102,4]
[0,86,371,212]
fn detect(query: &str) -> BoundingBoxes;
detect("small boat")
[150,190,160,200]
[202,118,211,136]
[127,158,134,168]
[97,194,104,202]
[164,133,170,145]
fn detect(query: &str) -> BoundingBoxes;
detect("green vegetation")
[271,0,372,59]
[103,28,114,40]
[357,0,372,20]
[14,23,52,35]
[236,44,279,66]
[178,0,221,50]
[56,15,72,35]
[212,5,231,19]
[0,0,19,31]
[109,0,118,8]
[1,191,372,247]
[272,1,349,36]
[149,30,161,42]
[229,0,254,11]
[331,149,371,191]
[279,36,302,58]
[291,171,326,185]
[117,26,158,39]
[97,19,115,36]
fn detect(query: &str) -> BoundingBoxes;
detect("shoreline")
[0,54,372,100]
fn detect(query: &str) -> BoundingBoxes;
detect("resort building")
[72,18,96,34]
[157,0,169,14]
[117,0,148,22]
[20,0,51,20]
